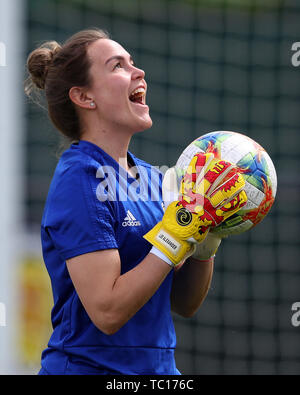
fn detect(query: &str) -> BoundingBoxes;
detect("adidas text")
[122,211,141,227]
[122,220,141,227]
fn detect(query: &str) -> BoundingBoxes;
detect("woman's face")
[87,39,152,133]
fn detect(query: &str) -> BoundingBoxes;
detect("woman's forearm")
[105,253,171,333]
[170,257,214,317]
[67,249,172,335]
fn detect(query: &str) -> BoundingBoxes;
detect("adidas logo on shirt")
[122,210,141,227]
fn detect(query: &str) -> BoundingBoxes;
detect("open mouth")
[129,87,146,106]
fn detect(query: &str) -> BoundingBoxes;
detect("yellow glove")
[144,153,247,266]
[162,166,224,261]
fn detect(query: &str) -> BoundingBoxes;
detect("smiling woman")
[70,36,153,156]
[24,28,226,375]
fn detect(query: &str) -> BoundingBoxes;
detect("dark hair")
[25,28,109,140]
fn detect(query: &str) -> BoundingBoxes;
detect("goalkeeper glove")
[162,163,224,261]
[144,152,247,266]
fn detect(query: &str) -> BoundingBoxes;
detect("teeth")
[130,87,145,98]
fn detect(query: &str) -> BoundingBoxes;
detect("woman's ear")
[69,87,96,109]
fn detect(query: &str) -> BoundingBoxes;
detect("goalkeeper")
[25,28,247,375]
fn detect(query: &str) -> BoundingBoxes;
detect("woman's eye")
[114,62,122,70]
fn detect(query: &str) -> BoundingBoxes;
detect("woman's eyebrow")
[105,55,134,65]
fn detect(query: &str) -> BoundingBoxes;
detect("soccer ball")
[173,131,277,237]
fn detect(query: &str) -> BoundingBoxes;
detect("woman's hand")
[144,152,247,266]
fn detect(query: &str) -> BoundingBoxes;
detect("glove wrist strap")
[144,222,194,266]
[149,246,174,267]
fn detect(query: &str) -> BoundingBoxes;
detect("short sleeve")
[42,164,118,261]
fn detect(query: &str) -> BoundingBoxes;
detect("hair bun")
[26,41,62,90]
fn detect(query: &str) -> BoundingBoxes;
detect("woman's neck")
[81,125,132,171]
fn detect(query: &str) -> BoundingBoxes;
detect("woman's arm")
[66,249,171,335]
[170,257,214,318]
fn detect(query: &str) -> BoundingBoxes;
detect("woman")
[25,28,246,375]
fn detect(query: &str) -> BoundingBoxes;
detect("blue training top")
[40,140,179,375]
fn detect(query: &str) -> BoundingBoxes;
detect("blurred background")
[0,0,300,375]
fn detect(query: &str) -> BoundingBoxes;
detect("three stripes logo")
[122,210,141,227]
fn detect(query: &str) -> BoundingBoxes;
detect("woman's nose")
[132,65,145,80]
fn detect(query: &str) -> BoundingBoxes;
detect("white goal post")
[0,0,25,374]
